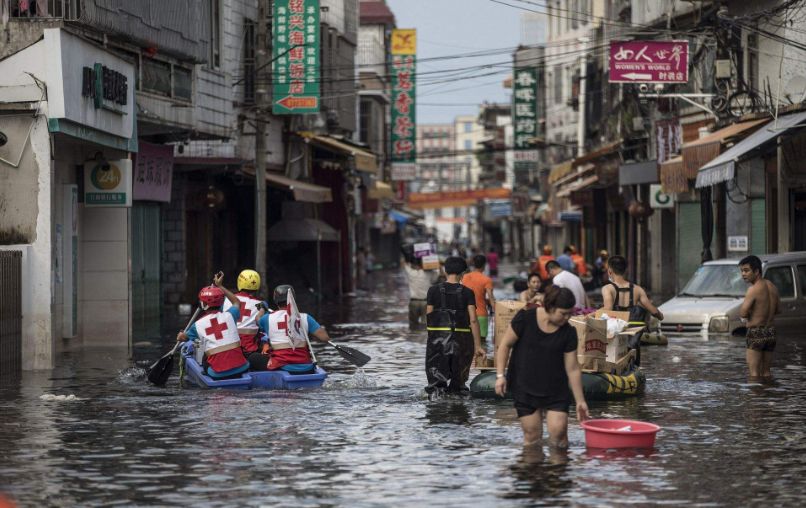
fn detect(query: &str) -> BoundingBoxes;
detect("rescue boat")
[469,368,646,401]
[180,350,327,390]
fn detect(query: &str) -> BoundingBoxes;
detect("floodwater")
[1,267,806,507]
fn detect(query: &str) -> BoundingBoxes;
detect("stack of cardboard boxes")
[491,302,640,374]
[570,309,640,374]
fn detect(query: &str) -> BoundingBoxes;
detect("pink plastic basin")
[581,419,660,449]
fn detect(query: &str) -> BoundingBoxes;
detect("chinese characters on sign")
[272,0,320,114]
[609,40,689,83]
[133,141,174,202]
[391,29,416,164]
[513,68,538,149]
[84,159,132,207]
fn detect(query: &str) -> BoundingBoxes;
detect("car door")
[763,264,797,327]
[796,264,806,326]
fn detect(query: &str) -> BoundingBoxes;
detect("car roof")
[703,251,806,266]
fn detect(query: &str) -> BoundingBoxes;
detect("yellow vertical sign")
[391,29,417,55]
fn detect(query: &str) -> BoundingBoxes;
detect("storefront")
[0,29,136,368]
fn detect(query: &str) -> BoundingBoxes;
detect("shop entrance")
[131,203,162,339]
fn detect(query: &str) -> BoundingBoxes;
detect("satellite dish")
[782,75,806,105]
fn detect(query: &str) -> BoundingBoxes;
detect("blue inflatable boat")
[181,351,327,390]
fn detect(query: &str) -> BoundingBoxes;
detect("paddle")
[328,342,371,367]
[147,308,201,386]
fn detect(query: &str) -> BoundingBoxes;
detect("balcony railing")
[9,0,81,20]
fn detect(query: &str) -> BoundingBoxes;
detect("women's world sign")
[609,40,688,84]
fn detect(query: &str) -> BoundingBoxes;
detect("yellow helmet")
[237,269,261,291]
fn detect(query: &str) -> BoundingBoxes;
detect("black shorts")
[513,396,570,417]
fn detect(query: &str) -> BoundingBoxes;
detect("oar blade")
[332,343,371,367]
[147,352,175,386]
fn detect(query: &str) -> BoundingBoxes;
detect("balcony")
[9,0,80,20]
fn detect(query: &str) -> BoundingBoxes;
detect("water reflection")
[503,446,573,502]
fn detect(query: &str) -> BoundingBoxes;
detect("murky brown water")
[1,266,805,506]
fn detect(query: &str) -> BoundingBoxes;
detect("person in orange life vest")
[532,245,555,282]
[222,269,270,355]
[252,284,331,372]
[176,272,249,379]
[569,245,588,277]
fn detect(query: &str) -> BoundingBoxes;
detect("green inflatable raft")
[469,368,646,401]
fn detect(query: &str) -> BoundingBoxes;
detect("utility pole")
[577,36,588,158]
[255,0,269,295]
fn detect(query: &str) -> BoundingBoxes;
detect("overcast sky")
[385,0,525,125]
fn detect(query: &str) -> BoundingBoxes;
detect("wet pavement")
[1,264,806,506]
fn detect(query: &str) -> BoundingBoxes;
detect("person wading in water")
[739,255,780,382]
[601,255,663,367]
[425,256,485,396]
[494,286,589,448]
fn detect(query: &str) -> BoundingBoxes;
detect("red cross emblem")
[239,301,252,320]
[204,317,229,340]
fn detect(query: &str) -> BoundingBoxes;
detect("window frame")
[764,264,796,300]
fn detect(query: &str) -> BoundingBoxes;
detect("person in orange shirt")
[569,245,588,277]
[462,254,496,345]
[532,245,555,281]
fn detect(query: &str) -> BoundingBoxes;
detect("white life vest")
[223,293,262,334]
[194,311,241,357]
[267,310,309,350]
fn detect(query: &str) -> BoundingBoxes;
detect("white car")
[658,253,806,336]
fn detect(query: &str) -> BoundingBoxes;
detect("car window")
[798,265,806,299]
[679,265,746,297]
[765,266,795,299]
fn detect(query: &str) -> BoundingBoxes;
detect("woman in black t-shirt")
[494,287,589,447]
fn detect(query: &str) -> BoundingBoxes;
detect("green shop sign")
[390,54,416,162]
[513,68,538,150]
[272,0,320,115]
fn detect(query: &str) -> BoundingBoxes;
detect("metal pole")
[255,0,269,295]
[577,37,588,158]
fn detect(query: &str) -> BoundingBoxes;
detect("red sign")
[407,188,511,209]
[276,95,319,110]
[133,141,173,202]
[609,40,688,84]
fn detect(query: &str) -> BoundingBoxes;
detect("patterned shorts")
[746,326,776,352]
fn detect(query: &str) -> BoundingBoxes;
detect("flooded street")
[1,267,806,507]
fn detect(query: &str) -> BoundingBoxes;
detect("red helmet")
[198,286,225,308]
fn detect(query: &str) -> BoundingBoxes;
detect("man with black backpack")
[425,256,485,395]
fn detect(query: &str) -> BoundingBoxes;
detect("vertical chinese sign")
[272,0,320,114]
[390,29,417,176]
[513,67,539,186]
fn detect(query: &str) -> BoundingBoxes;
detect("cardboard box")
[606,333,630,363]
[421,254,440,270]
[571,316,607,359]
[493,300,526,345]
[579,349,635,374]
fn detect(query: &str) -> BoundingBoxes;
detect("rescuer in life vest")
[176,272,250,379]
[252,284,332,373]
[532,245,555,282]
[222,269,271,355]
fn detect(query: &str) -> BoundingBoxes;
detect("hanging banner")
[609,40,689,84]
[513,67,538,149]
[272,0,320,114]
[407,188,512,209]
[133,141,174,202]
[390,29,416,163]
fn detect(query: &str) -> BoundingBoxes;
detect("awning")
[619,160,659,185]
[548,160,574,184]
[368,180,394,200]
[695,111,806,188]
[559,209,583,222]
[552,162,595,188]
[556,174,599,198]
[267,217,340,242]
[681,118,767,178]
[659,156,688,193]
[242,167,332,203]
[265,172,332,203]
[302,133,378,173]
[572,139,622,166]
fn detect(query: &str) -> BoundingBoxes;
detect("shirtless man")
[738,255,780,382]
